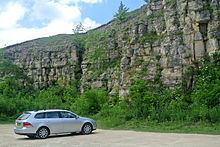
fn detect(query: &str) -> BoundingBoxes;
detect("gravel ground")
[0,124,220,147]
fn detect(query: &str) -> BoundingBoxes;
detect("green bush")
[96,104,128,127]
[208,105,220,123]
[72,89,108,115]
[129,80,156,119]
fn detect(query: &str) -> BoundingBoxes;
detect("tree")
[72,23,86,49]
[72,23,85,34]
[114,1,129,22]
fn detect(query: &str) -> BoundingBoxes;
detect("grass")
[95,119,220,135]
[0,120,14,124]
[35,34,76,48]
[1,116,219,135]
[5,34,76,51]
[1,119,219,135]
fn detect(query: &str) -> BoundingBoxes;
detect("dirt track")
[0,124,220,147]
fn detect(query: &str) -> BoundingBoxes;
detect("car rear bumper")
[14,127,37,135]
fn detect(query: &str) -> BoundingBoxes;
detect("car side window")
[60,112,76,118]
[45,112,60,119]
[34,113,45,119]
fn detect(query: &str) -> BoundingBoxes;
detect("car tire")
[36,127,49,139]
[81,123,92,135]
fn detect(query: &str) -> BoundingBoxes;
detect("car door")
[60,111,82,132]
[44,111,64,133]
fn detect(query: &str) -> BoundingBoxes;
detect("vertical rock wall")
[80,0,219,97]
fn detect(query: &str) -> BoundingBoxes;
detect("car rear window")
[34,113,45,119]
[17,112,31,120]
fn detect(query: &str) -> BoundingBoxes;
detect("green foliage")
[189,54,220,122]
[129,80,156,119]
[32,86,66,110]
[179,37,184,45]
[0,78,34,120]
[0,60,31,83]
[155,54,161,61]
[141,30,167,44]
[72,89,108,115]
[165,0,177,8]
[149,13,164,19]
[127,80,185,121]
[114,1,129,23]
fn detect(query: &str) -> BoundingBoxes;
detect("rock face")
[3,0,220,96]
[4,35,79,88]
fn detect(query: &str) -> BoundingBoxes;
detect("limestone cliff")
[4,34,79,88]
[3,0,220,96]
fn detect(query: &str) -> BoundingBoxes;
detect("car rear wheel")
[37,127,49,139]
[81,123,92,135]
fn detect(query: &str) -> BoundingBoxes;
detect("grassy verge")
[1,117,219,135]
[95,119,220,135]
[0,120,14,124]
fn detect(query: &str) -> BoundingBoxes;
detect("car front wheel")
[37,127,49,139]
[81,123,92,135]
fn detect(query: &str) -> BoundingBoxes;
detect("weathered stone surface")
[188,0,203,11]
[194,32,203,41]
[196,10,211,23]
[91,81,103,88]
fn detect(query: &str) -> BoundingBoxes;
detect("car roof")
[27,109,69,113]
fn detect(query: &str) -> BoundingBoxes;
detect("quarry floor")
[0,124,220,147]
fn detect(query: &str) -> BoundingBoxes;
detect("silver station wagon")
[14,109,96,139]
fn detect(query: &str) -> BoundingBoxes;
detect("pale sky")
[0,0,146,48]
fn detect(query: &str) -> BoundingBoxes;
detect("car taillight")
[23,122,32,127]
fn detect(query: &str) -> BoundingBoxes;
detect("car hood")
[79,117,91,120]
[79,117,94,122]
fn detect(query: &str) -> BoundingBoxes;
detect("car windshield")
[17,112,31,120]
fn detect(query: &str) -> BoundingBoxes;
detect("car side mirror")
[76,116,79,119]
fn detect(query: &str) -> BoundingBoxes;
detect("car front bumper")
[92,121,97,130]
